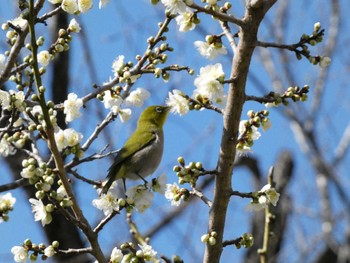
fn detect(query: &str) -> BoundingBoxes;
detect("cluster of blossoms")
[0,192,16,223]
[173,156,204,186]
[264,85,309,108]
[201,231,217,246]
[1,16,27,45]
[158,0,229,33]
[36,18,81,69]
[109,243,159,263]
[248,184,280,211]
[0,89,25,112]
[1,16,81,89]
[0,89,27,156]
[294,22,331,68]
[94,167,192,209]
[157,0,199,32]
[164,182,189,206]
[20,157,71,226]
[98,85,151,122]
[93,174,166,215]
[11,239,59,262]
[48,0,111,13]
[194,35,227,60]
[235,233,254,249]
[95,53,155,120]
[236,110,271,155]
[166,63,226,115]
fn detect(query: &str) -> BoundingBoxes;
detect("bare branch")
[189,3,244,27]
[191,187,212,207]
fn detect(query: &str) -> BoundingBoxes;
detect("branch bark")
[203,1,277,262]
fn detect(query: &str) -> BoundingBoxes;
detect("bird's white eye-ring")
[156,107,162,113]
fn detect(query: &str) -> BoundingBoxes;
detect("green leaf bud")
[52,241,59,248]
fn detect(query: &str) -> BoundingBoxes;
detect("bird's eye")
[156,107,162,113]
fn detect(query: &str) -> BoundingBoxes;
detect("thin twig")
[0,178,28,192]
[258,166,274,263]
[68,169,101,186]
[94,210,119,233]
[191,187,212,207]
[222,237,243,247]
[189,3,244,27]
[58,247,93,255]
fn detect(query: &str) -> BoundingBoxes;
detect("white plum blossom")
[103,90,123,111]
[165,183,184,206]
[110,247,123,263]
[20,166,39,179]
[31,105,43,117]
[99,0,110,9]
[314,22,321,32]
[11,90,25,112]
[239,120,261,141]
[261,118,272,131]
[138,244,158,262]
[260,184,280,206]
[68,18,81,33]
[129,74,141,83]
[54,129,66,151]
[246,200,265,211]
[118,108,132,123]
[54,128,83,151]
[247,184,280,211]
[0,54,6,73]
[0,90,26,112]
[64,128,83,147]
[236,145,252,156]
[149,173,167,194]
[61,0,79,14]
[193,63,225,103]
[176,10,196,32]
[112,55,125,76]
[48,0,63,4]
[78,0,93,12]
[319,56,331,68]
[0,137,16,157]
[92,182,120,216]
[0,192,16,223]
[126,186,154,213]
[165,89,189,116]
[0,89,10,109]
[0,192,16,210]
[44,246,56,257]
[63,93,83,122]
[37,50,51,67]
[11,246,28,263]
[161,0,193,15]
[194,41,227,60]
[9,17,27,30]
[207,0,217,4]
[264,102,278,108]
[56,185,68,201]
[10,117,23,128]
[125,88,150,107]
[29,198,52,226]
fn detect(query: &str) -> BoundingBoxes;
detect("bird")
[100,105,170,195]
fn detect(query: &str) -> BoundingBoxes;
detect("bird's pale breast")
[125,130,164,180]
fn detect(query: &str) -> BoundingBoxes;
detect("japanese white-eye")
[101,105,170,194]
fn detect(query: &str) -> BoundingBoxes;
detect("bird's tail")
[100,176,114,195]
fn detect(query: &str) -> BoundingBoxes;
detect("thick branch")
[203,1,277,262]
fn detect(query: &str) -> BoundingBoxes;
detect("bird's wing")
[106,130,156,178]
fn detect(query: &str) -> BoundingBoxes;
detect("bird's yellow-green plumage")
[101,105,170,194]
